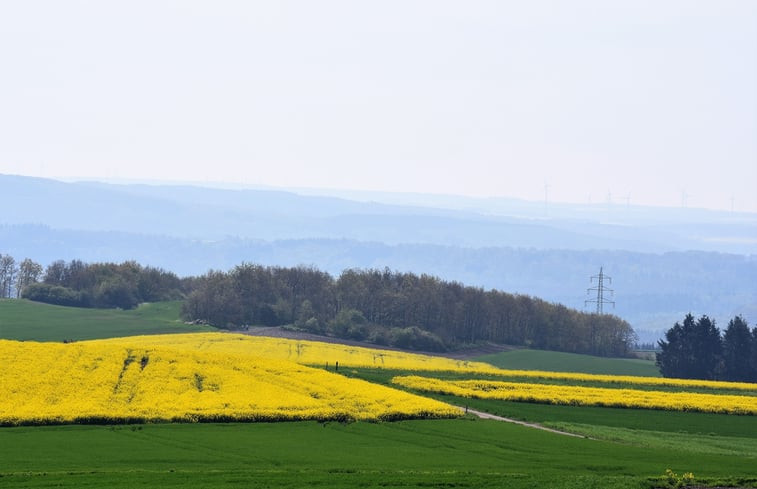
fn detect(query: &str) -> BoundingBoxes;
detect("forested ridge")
[5,224,757,343]
[182,264,636,356]
[1,254,635,357]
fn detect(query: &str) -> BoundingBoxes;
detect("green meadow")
[1,300,755,488]
[475,348,660,377]
[0,299,214,341]
[1,418,755,489]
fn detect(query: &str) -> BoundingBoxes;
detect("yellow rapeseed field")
[0,339,459,426]
[392,376,757,415]
[4,332,756,425]
[96,333,757,392]
[95,332,495,372]
[476,368,757,392]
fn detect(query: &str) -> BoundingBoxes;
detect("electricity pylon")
[585,266,614,314]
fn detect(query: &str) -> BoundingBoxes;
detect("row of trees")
[0,254,185,309]
[656,314,757,382]
[34,259,185,309]
[3,254,637,356]
[182,264,636,356]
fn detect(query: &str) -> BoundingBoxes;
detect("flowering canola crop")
[95,332,495,372]
[392,376,757,415]
[474,368,757,392]
[4,332,755,425]
[95,333,757,392]
[0,339,459,426]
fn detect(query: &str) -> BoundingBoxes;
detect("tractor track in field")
[457,406,591,438]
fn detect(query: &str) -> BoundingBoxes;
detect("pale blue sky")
[1,0,755,211]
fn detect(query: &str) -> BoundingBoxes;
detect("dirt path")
[456,406,590,438]
[233,329,584,438]
[234,326,514,360]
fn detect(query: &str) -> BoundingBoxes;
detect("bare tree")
[16,258,43,298]
[0,254,18,298]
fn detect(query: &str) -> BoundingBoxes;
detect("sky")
[1,0,756,212]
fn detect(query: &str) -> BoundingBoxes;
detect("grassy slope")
[2,299,655,381]
[2,302,754,487]
[0,299,215,341]
[340,366,757,486]
[475,348,660,377]
[1,420,755,489]
[346,368,757,436]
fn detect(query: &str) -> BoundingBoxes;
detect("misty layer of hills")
[2,174,756,343]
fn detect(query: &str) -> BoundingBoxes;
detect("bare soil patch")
[231,326,516,360]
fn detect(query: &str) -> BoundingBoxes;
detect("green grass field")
[0,299,215,341]
[2,300,755,488]
[475,348,660,377]
[1,419,755,489]
[337,366,757,485]
[344,367,757,435]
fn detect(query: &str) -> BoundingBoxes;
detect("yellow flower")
[0,339,458,425]
[392,376,757,415]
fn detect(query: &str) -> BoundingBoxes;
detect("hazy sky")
[1,1,755,211]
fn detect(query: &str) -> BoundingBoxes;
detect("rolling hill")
[2,174,756,343]
[0,300,212,341]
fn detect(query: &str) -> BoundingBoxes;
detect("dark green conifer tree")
[657,314,722,380]
[722,315,752,382]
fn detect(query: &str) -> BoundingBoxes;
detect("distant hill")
[2,174,756,342]
[3,174,756,253]
[2,225,755,342]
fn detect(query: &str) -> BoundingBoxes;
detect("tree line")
[182,263,636,356]
[0,254,184,309]
[2,254,636,356]
[656,314,757,382]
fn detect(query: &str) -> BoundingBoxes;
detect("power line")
[585,266,614,314]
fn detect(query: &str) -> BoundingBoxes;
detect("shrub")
[329,309,367,337]
[389,327,447,352]
[22,283,84,307]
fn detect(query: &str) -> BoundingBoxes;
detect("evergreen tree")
[656,314,722,380]
[722,315,752,382]
[690,315,722,380]
[656,316,687,378]
[750,326,757,383]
